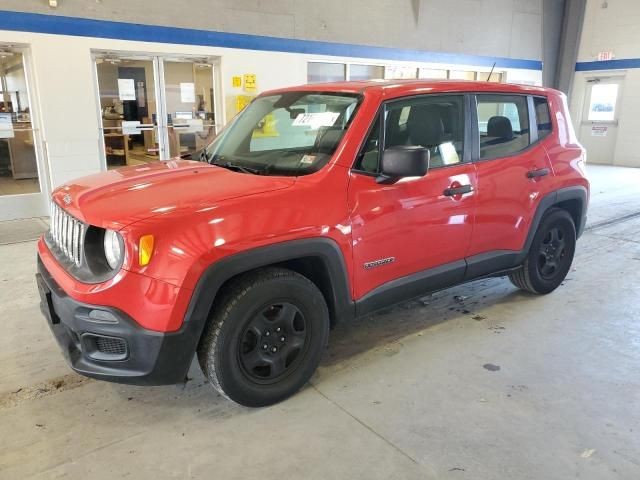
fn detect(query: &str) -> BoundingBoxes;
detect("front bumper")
[37,256,196,385]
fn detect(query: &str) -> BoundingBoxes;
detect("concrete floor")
[0,165,639,479]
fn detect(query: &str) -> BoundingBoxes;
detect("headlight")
[103,229,124,269]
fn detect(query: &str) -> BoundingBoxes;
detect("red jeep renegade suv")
[37,80,589,407]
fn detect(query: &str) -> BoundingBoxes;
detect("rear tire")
[509,208,576,294]
[197,267,329,407]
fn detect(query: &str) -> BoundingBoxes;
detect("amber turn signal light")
[139,234,154,266]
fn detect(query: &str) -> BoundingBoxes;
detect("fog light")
[139,234,155,266]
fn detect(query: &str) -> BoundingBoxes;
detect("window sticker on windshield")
[299,154,316,165]
[292,112,340,128]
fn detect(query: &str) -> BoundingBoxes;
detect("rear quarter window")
[534,96,553,140]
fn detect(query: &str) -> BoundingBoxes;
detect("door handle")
[443,184,473,196]
[527,168,550,179]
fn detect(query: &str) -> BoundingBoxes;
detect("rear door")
[467,93,554,273]
[348,94,477,302]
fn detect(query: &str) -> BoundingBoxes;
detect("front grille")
[49,201,86,267]
[95,336,127,356]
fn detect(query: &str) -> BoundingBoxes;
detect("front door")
[578,75,624,165]
[348,94,477,304]
[95,54,164,169]
[0,45,48,220]
[94,52,221,168]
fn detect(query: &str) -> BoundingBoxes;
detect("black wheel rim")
[238,302,309,384]
[537,226,567,280]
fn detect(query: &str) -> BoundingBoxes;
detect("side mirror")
[377,146,430,184]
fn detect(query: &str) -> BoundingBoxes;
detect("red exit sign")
[597,51,615,61]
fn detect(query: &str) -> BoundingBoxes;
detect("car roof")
[263,79,560,98]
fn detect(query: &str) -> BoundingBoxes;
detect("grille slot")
[49,201,85,267]
[95,336,127,356]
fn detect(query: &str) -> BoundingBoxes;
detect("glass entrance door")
[0,45,48,220]
[162,59,218,159]
[95,54,164,169]
[94,53,220,167]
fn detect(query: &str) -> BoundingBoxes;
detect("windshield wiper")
[213,161,262,175]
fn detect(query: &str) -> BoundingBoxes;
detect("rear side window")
[477,95,530,160]
[534,97,552,140]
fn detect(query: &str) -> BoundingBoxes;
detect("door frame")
[0,42,50,221]
[91,50,223,170]
[576,73,625,165]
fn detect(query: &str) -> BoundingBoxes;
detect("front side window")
[204,92,360,176]
[385,95,465,168]
[477,95,530,159]
[354,116,380,173]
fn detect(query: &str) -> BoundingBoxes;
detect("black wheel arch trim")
[182,237,354,350]
[522,185,588,254]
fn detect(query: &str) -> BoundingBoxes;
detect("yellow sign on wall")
[232,76,242,88]
[243,73,257,92]
[236,95,253,113]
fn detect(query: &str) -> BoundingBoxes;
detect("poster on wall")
[591,125,608,137]
[118,78,136,101]
[243,74,257,92]
[180,82,196,103]
[0,113,14,139]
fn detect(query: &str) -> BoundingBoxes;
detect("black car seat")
[407,105,445,167]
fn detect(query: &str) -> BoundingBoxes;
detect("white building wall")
[570,0,640,167]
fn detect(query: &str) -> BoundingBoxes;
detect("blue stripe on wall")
[575,58,640,71]
[0,10,542,71]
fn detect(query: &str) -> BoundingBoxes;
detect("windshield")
[204,91,361,176]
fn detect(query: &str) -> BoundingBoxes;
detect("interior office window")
[477,71,504,82]
[307,62,346,83]
[587,83,618,121]
[534,97,552,140]
[449,70,476,80]
[418,68,448,79]
[349,64,384,81]
[354,116,380,173]
[384,66,418,79]
[477,95,530,159]
[385,95,465,168]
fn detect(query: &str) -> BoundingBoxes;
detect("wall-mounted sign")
[0,113,14,139]
[232,76,242,88]
[591,125,608,137]
[236,95,253,112]
[597,51,615,61]
[243,74,257,92]
[117,78,136,101]
[180,82,195,103]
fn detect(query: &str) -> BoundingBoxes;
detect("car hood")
[51,159,295,229]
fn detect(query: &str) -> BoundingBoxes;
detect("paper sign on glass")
[0,113,14,139]
[180,83,196,103]
[122,121,141,135]
[292,112,340,128]
[118,78,136,101]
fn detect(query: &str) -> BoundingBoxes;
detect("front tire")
[509,208,576,294]
[197,267,329,407]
